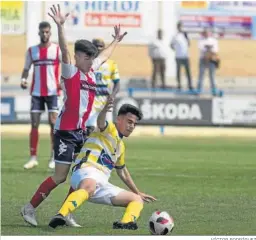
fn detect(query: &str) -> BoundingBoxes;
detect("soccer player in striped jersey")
[86,38,120,135]
[21,21,61,170]
[21,4,127,227]
[49,98,156,230]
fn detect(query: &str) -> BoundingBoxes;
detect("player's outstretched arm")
[48,4,70,64]
[97,96,114,131]
[97,24,127,64]
[116,167,157,203]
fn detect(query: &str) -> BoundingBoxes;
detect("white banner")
[44,1,158,44]
[212,98,256,125]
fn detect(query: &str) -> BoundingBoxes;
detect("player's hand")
[104,96,114,112]
[20,80,28,89]
[139,192,157,203]
[112,24,127,42]
[48,4,69,26]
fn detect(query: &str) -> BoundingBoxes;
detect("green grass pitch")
[1,134,256,235]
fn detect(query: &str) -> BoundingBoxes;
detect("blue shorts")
[53,129,88,165]
[31,96,58,113]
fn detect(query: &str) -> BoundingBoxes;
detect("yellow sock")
[121,201,143,223]
[59,189,89,217]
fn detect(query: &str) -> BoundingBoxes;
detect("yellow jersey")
[74,121,125,177]
[93,59,120,112]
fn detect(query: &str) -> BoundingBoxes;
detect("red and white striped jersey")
[24,43,61,96]
[55,58,102,131]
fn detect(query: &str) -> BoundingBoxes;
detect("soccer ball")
[149,211,174,235]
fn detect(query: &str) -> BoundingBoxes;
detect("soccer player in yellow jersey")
[49,98,156,230]
[86,38,121,134]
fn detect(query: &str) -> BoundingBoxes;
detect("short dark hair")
[39,21,51,29]
[74,39,98,57]
[118,104,143,121]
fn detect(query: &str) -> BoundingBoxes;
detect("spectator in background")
[197,28,219,96]
[148,29,167,89]
[171,21,193,91]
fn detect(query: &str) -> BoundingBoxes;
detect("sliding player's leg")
[84,178,143,230]
[48,167,98,228]
[111,190,143,230]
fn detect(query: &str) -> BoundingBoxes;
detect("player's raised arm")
[97,24,127,64]
[116,166,157,203]
[48,4,70,64]
[97,96,114,131]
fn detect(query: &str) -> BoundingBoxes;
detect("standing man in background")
[20,21,61,170]
[197,28,219,96]
[148,29,167,89]
[171,21,193,91]
[86,38,120,135]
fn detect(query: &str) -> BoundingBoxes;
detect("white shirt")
[148,39,167,59]
[171,32,189,59]
[198,37,218,58]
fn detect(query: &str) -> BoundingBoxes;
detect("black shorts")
[53,129,88,165]
[31,96,58,113]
